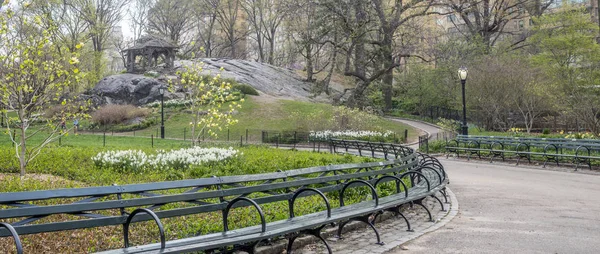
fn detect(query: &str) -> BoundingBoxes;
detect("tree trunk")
[19,120,26,177]
[230,29,236,58]
[346,0,367,108]
[306,49,314,82]
[347,81,369,109]
[268,30,275,64]
[353,0,366,78]
[382,70,393,112]
[321,38,338,95]
[256,30,264,62]
[381,35,394,112]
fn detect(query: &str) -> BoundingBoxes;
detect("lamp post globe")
[458,67,468,136]
[159,86,165,139]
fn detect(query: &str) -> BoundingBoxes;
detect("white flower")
[309,130,394,140]
[92,147,239,171]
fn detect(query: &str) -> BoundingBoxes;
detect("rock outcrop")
[89,58,342,106]
[176,59,325,101]
[88,74,183,106]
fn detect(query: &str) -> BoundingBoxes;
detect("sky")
[118,2,135,41]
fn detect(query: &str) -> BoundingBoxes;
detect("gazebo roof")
[126,35,178,51]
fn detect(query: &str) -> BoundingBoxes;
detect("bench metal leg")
[431,194,446,211]
[287,225,332,254]
[370,210,385,225]
[0,223,22,254]
[336,220,351,239]
[440,188,449,204]
[517,154,531,166]
[412,198,434,222]
[337,213,384,245]
[379,206,413,232]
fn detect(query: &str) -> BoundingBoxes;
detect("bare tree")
[189,0,221,58]
[112,36,132,68]
[69,0,130,82]
[321,0,438,110]
[370,0,439,111]
[441,0,551,49]
[30,0,88,54]
[147,0,193,45]
[242,0,267,62]
[69,0,130,52]
[216,0,246,58]
[242,0,289,63]
[129,0,155,42]
[524,0,554,17]
[287,0,328,82]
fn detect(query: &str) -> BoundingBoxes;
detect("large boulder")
[90,58,345,106]
[90,74,183,105]
[176,59,323,101]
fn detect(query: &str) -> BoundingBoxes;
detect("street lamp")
[159,85,165,139]
[458,66,468,135]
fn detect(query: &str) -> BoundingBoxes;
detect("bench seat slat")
[96,179,446,254]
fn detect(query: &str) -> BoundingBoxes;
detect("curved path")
[387,118,443,140]
[389,120,600,253]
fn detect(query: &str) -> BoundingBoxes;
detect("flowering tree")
[177,62,242,144]
[0,3,88,177]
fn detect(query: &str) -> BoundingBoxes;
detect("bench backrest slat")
[0,159,409,205]
[0,160,417,220]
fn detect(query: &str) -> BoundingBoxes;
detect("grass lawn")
[0,143,384,252]
[78,96,419,143]
[0,96,415,253]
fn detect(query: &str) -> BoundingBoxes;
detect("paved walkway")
[387,118,442,140]
[390,158,600,254]
[285,118,600,253]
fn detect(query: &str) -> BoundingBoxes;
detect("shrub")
[542,128,550,135]
[437,118,461,133]
[109,116,159,132]
[421,140,447,153]
[91,104,150,125]
[44,105,66,119]
[233,84,259,96]
[331,106,381,131]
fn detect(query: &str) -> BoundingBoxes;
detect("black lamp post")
[458,66,468,135]
[159,86,165,139]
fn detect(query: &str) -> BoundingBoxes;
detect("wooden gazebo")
[124,36,178,73]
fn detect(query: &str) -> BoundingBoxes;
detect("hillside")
[81,59,419,142]
[177,59,350,102]
[98,96,420,143]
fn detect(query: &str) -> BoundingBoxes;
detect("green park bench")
[445,135,600,169]
[0,139,448,254]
